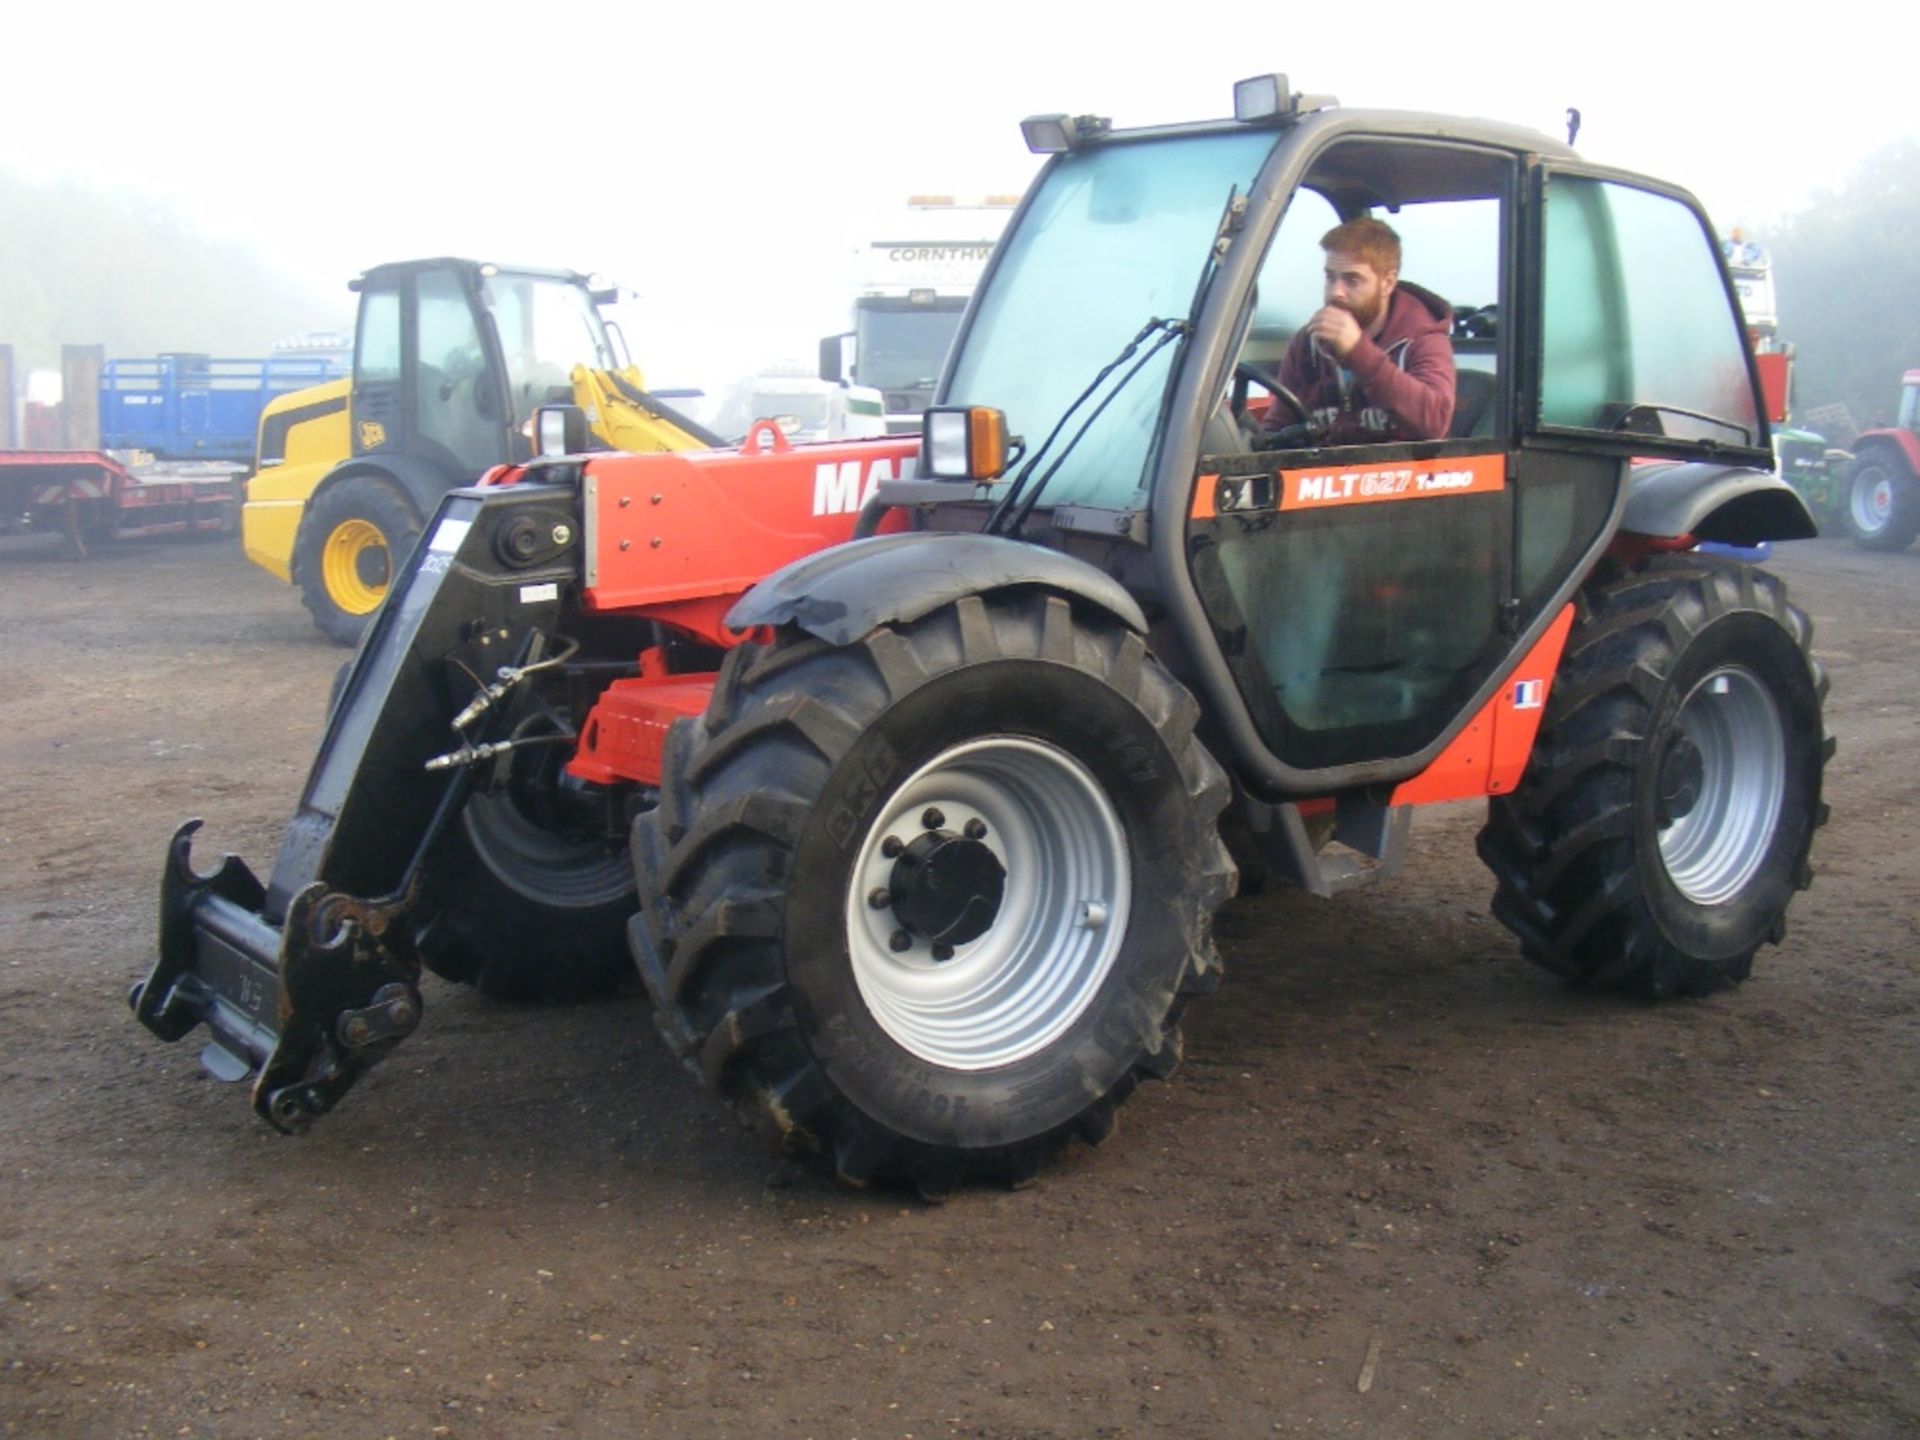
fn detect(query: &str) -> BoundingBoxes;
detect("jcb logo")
[812,459,897,517]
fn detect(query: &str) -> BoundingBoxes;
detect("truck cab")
[818,197,1017,433]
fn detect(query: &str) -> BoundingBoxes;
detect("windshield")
[853,303,967,392]
[944,129,1275,510]
[480,274,618,421]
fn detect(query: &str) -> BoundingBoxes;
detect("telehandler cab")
[135,80,1829,1195]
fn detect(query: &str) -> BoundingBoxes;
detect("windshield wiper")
[984,316,1189,538]
[984,184,1246,540]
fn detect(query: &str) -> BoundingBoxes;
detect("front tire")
[1842,451,1920,552]
[294,475,422,647]
[630,592,1234,1193]
[1479,554,1829,998]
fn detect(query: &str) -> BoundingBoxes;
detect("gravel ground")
[0,528,1915,1438]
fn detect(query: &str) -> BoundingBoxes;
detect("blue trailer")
[2,349,345,557]
[98,355,343,462]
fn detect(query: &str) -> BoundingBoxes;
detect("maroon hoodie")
[1273,282,1456,443]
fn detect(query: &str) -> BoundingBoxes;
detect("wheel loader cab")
[348,260,620,479]
[245,259,638,645]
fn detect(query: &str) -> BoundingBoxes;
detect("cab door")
[1184,139,1523,784]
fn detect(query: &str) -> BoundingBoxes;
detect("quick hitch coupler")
[131,819,425,1134]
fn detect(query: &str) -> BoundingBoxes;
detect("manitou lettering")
[812,458,897,516]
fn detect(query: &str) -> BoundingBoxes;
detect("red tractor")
[134,80,1830,1195]
[1840,369,1920,550]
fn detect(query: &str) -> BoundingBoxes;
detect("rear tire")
[630,592,1234,1194]
[1842,451,1920,552]
[294,475,422,647]
[1479,554,1829,998]
[418,787,637,1003]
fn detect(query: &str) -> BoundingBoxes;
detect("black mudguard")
[725,531,1149,643]
[131,480,583,1131]
[1623,461,1817,544]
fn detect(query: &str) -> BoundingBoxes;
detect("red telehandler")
[134,81,1829,1195]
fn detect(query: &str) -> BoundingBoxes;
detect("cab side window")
[355,285,401,385]
[1540,178,1760,446]
[414,270,499,476]
[1239,144,1511,446]
[1388,196,1500,439]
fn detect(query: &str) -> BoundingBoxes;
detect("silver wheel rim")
[845,737,1130,1071]
[1657,665,1786,905]
[1851,468,1893,535]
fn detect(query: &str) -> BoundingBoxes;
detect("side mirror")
[819,333,849,384]
[921,406,1011,482]
[534,404,590,457]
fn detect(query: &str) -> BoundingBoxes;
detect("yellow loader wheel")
[293,476,422,647]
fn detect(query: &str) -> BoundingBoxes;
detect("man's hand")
[1306,305,1365,360]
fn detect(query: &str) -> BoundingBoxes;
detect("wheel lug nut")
[889,930,912,953]
[881,835,904,858]
[931,943,955,962]
[921,807,945,830]
[867,886,891,910]
[964,819,987,840]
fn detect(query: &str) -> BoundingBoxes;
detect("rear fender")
[1622,461,1817,544]
[725,532,1149,645]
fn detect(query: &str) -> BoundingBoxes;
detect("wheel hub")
[1852,467,1894,533]
[1655,733,1705,825]
[844,736,1131,1071]
[888,829,1007,946]
[1655,666,1788,906]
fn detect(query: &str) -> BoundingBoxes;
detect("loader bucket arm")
[132,478,585,1131]
[572,365,726,452]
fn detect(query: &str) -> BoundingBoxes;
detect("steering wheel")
[1234,361,1312,425]
[1234,361,1325,448]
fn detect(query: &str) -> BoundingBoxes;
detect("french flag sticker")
[1513,679,1544,711]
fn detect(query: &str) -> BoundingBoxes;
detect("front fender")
[1622,462,1817,544]
[725,533,1149,645]
[1852,428,1920,475]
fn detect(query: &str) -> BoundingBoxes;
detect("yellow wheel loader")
[244,259,718,644]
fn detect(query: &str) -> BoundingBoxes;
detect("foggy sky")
[4,0,1907,393]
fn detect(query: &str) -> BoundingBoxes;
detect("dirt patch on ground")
[0,531,1915,1438]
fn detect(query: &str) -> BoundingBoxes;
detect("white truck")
[819,195,1017,434]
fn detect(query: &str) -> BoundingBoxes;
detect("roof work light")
[1020,113,1112,154]
[1233,74,1291,122]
